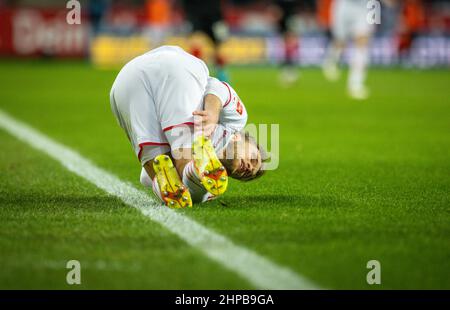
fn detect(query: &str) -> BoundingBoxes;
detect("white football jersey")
[110,45,247,164]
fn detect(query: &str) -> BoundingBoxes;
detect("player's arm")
[194,77,247,138]
[193,93,221,137]
[192,77,230,137]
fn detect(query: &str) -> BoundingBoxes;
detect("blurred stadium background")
[0,0,448,68]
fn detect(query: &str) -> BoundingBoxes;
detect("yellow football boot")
[152,154,192,208]
[193,135,228,196]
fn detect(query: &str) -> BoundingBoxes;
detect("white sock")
[140,168,152,188]
[349,46,369,90]
[182,161,211,203]
[140,167,165,203]
[324,44,342,67]
[151,176,164,203]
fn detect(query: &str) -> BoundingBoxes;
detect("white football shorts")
[331,0,374,41]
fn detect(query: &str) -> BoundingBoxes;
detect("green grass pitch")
[0,60,449,289]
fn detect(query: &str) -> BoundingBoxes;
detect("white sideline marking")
[0,109,320,290]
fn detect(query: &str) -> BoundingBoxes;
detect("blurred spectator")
[275,0,300,86]
[144,0,172,45]
[89,0,110,36]
[398,0,425,64]
[316,0,332,38]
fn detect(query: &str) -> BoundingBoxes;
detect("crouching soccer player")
[110,45,266,208]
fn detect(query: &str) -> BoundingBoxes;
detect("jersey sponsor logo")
[236,100,243,115]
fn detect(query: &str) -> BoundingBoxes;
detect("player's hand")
[193,110,218,137]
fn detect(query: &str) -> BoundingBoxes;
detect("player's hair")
[237,131,269,182]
